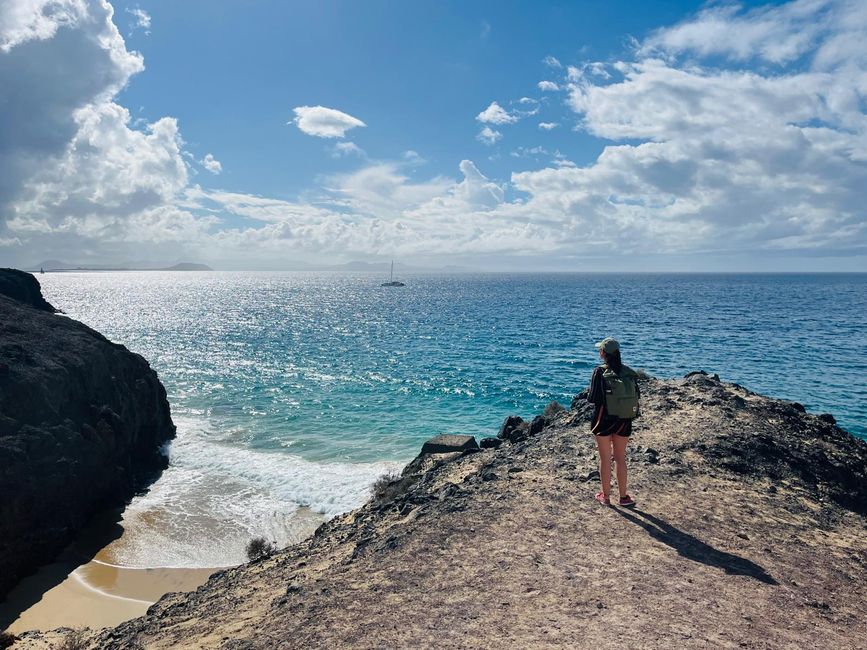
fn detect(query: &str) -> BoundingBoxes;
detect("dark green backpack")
[602,365,639,419]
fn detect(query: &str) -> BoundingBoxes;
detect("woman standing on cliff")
[587,337,639,507]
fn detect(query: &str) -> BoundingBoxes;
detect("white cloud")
[476,101,518,125]
[510,146,548,158]
[476,126,502,145]
[126,7,151,35]
[3,0,866,269]
[537,80,560,91]
[543,55,562,68]
[331,141,366,158]
[11,101,189,236]
[641,1,822,64]
[201,153,222,174]
[0,0,167,256]
[586,62,610,79]
[402,150,425,165]
[0,0,90,52]
[292,105,366,138]
[544,0,867,257]
[324,162,454,219]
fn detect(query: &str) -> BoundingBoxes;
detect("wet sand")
[0,507,221,634]
[1,505,324,635]
[2,557,219,634]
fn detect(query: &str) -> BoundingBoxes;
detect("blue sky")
[113,1,691,201]
[1,0,865,271]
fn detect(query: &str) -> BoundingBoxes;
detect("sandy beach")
[1,551,220,634]
[0,502,325,635]
[0,506,223,635]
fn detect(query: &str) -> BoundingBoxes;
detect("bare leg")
[612,434,630,498]
[595,435,613,497]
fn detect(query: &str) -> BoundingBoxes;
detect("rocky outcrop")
[0,269,55,313]
[0,270,175,599]
[19,371,864,650]
[420,434,479,454]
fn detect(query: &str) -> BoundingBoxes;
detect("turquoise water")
[38,271,867,566]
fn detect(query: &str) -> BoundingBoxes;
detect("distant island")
[30,261,213,272]
[307,260,472,273]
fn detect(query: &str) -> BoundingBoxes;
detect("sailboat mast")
[390,260,394,282]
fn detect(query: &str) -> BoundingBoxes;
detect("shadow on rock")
[614,508,778,585]
[0,508,124,630]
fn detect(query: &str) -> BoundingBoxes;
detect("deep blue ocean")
[39,272,867,567]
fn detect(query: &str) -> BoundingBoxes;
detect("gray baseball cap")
[594,337,620,353]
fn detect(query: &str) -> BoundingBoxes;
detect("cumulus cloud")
[0,0,186,261]
[476,126,502,145]
[537,80,560,91]
[201,153,222,174]
[546,0,867,257]
[0,0,90,51]
[476,101,518,125]
[3,0,866,269]
[543,55,562,68]
[292,105,366,138]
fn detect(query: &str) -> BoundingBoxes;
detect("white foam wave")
[108,418,402,568]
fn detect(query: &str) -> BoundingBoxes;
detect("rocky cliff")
[13,369,866,649]
[0,270,176,599]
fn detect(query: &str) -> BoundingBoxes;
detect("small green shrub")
[245,536,277,562]
[543,401,566,418]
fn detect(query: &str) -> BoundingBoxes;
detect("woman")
[587,337,639,507]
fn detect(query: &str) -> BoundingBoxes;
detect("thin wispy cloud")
[126,7,151,36]
[332,141,366,158]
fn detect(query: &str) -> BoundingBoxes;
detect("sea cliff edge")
[3,269,866,649]
[0,269,176,600]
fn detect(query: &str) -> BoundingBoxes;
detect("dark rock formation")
[528,414,547,436]
[0,269,56,313]
[497,415,523,440]
[0,270,175,598]
[420,434,479,454]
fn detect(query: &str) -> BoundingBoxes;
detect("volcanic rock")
[0,270,175,598]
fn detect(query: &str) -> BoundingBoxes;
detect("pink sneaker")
[595,492,611,505]
[618,495,636,508]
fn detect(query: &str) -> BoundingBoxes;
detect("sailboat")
[381,260,405,287]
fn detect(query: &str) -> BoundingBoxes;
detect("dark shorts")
[591,405,633,437]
